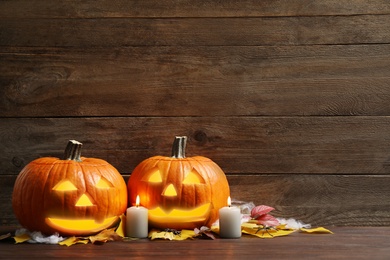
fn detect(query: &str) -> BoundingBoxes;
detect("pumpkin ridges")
[161,158,172,211]
[43,161,70,234]
[192,156,230,226]
[94,165,128,220]
[89,164,106,222]
[74,161,91,219]
[129,156,163,207]
[12,159,55,234]
[180,159,194,208]
[94,166,111,218]
[42,160,68,232]
[181,159,202,208]
[37,161,58,229]
[12,165,30,228]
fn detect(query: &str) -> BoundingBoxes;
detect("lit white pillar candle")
[219,196,242,238]
[126,195,148,238]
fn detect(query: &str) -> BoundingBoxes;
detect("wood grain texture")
[1,45,390,117]
[1,0,390,227]
[1,15,390,47]
[1,227,389,259]
[0,176,15,226]
[1,0,390,18]
[1,117,390,176]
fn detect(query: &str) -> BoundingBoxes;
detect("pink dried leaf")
[255,214,280,227]
[251,205,275,219]
[194,226,216,240]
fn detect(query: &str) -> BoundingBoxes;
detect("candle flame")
[136,195,140,207]
[227,196,231,207]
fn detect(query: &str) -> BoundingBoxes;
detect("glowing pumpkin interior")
[45,177,119,233]
[144,167,212,226]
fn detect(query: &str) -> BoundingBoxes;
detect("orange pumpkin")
[12,140,128,236]
[127,136,230,230]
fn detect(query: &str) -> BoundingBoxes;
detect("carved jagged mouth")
[148,203,211,224]
[46,216,118,233]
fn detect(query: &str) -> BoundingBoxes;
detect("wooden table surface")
[1,226,389,259]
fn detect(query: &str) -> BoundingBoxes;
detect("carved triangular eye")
[143,168,162,183]
[163,183,177,197]
[53,180,78,191]
[96,177,113,189]
[75,194,94,207]
[183,169,205,184]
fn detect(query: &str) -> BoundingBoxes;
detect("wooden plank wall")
[1,0,390,227]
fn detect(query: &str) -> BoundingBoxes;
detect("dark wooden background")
[1,0,390,227]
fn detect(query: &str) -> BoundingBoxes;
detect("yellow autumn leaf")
[276,224,288,230]
[13,233,31,244]
[59,236,89,246]
[148,229,196,241]
[177,230,196,240]
[89,228,122,244]
[300,227,333,234]
[241,222,296,238]
[59,229,123,246]
[210,225,219,234]
[115,214,126,237]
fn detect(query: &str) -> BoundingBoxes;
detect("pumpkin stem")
[64,140,83,162]
[171,136,187,158]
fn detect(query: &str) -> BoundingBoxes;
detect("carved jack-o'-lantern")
[127,136,230,230]
[12,140,128,236]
